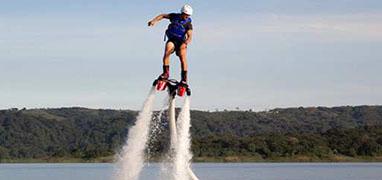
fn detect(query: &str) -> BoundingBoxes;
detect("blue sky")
[1,0,381,110]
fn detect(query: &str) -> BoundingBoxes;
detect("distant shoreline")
[2,106,382,163]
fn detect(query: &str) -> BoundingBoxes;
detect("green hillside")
[0,106,381,162]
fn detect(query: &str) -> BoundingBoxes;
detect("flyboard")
[153,78,198,180]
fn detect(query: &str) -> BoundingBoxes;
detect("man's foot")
[154,73,169,91]
[177,80,191,96]
[158,65,170,80]
[158,73,169,81]
[179,80,188,87]
[154,66,169,91]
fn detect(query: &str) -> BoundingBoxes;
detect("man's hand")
[148,20,156,27]
[184,30,193,45]
[184,39,191,45]
[180,43,188,49]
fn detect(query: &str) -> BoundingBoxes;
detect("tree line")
[0,106,381,161]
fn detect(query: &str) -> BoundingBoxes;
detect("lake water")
[0,163,381,180]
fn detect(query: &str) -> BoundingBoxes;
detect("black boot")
[159,65,169,80]
[177,70,191,96]
[181,70,188,84]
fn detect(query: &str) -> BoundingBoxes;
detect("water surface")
[1,163,381,180]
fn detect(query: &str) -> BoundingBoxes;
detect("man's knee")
[164,47,175,57]
[164,42,175,54]
[165,50,173,56]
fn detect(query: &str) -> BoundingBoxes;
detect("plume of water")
[159,96,176,180]
[114,87,156,180]
[173,97,198,180]
[147,95,169,160]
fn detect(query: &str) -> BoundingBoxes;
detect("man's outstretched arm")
[148,14,170,26]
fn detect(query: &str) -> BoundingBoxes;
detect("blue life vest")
[165,15,192,41]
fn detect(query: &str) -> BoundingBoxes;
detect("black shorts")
[167,39,184,56]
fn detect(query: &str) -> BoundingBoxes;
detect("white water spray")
[147,96,169,160]
[173,97,198,180]
[113,86,198,180]
[114,87,156,180]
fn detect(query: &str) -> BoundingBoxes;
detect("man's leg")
[160,41,175,79]
[178,43,188,83]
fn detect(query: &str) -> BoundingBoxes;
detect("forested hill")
[0,105,382,162]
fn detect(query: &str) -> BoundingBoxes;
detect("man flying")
[148,4,193,90]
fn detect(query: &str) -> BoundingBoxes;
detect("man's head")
[181,4,193,18]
